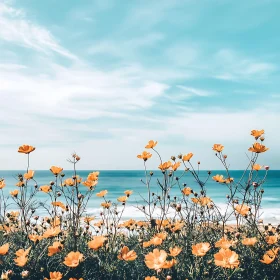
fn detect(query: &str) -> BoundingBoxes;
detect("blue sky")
[0,0,279,170]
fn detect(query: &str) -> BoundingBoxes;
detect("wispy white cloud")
[0,3,77,59]
[213,49,276,81]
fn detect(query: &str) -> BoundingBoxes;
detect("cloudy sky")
[0,0,279,170]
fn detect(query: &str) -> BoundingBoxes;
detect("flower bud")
[171,156,176,161]
[265,166,269,170]
[178,154,182,159]
[50,181,55,186]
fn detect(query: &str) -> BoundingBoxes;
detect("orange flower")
[212,174,226,183]
[248,143,269,153]
[172,162,181,171]
[16,181,24,187]
[10,189,19,197]
[161,259,176,269]
[154,232,167,240]
[242,237,257,246]
[235,204,250,216]
[124,190,133,196]
[28,234,43,243]
[87,171,99,181]
[0,243,9,255]
[48,241,64,256]
[44,272,63,280]
[82,180,98,189]
[137,151,152,161]
[18,145,35,154]
[260,248,279,264]
[169,247,182,257]
[40,185,51,193]
[253,164,262,171]
[64,178,74,186]
[88,236,107,250]
[52,201,66,210]
[117,196,128,203]
[43,227,61,238]
[183,153,193,161]
[215,237,234,249]
[192,242,211,257]
[145,140,158,149]
[117,246,137,261]
[265,235,277,245]
[96,190,108,197]
[63,251,83,267]
[224,177,234,184]
[84,216,95,224]
[101,202,111,209]
[145,249,167,270]
[150,237,163,246]
[251,129,264,139]
[145,277,159,280]
[214,248,240,269]
[24,170,34,180]
[0,180,5,189]
[14,247,31,267]
[14,255,28,267]
[212,144,224,152]
[50,166,63,175]
[158,161,172,171]
[199,197,212,206]
[143,241,151,248]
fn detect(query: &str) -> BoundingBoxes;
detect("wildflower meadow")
[0,129,279,280]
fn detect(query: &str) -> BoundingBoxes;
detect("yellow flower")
[18,145,35,154]
[145,140,158,149]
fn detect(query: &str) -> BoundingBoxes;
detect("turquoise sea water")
[0,170,279,223]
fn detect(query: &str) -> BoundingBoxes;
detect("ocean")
[1,170,280,224]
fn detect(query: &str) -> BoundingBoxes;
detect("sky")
[0,0,279,170]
